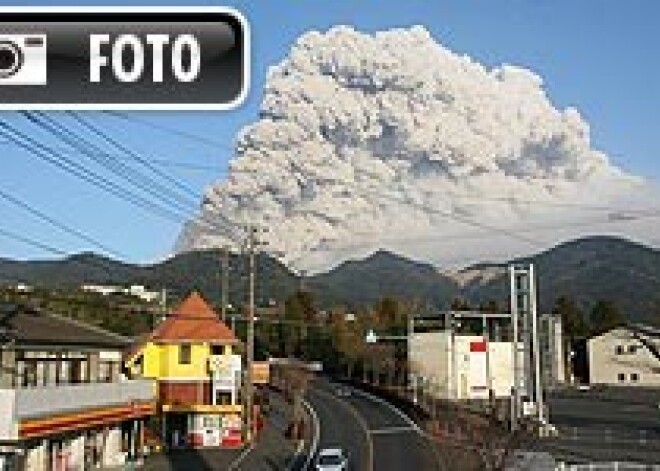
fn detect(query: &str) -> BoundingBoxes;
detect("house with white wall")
[588,325,660,386]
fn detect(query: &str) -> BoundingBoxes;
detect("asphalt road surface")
[307,378,439,471]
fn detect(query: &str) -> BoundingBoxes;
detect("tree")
[427,404,537,471]
[451,297,471,310]
[284,290,316,322]
[590,300,623,334]
[278,363,313,439]
[552,296,588,341]
[478,300,499,314]
[374,297,400,329]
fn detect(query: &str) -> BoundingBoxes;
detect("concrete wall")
[0,390,18,441]
[408,331,452,398]
[408,331,514,400]
[588,328,660,386]
[488,341,514,397]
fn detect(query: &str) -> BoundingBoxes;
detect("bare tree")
[426,402,536,471]
[279,363,313,439]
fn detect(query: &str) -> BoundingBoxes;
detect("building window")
[617,373,625,382]
[631,373,639,382]
[211,345,224,355]
[216,391,232,405]
[179,344,192,365]
[133,355,144,375]
[614,345,624,355]
[628,345,638,354]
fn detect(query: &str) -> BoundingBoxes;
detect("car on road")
[316,448,349,471]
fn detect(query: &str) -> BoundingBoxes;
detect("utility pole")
[245,226,256,443]
[221,246,229,322]
[158,288,167,327]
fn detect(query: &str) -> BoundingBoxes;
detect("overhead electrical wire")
[0,227,70,258]
[67,111,200,200]
[2,115,243,241]
[0,120,188,224]
[103,111,235,150]
[29,112,245,242]
[0,227,126,285]
[0,188,125,259]
[23,111,196,214]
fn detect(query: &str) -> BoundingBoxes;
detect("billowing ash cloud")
[177,26,657,272]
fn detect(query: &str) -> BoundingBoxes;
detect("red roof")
[149,292,238,344]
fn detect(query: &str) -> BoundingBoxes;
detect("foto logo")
[0,34,47,85]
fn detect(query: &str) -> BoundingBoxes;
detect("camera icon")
[0,34,47,85]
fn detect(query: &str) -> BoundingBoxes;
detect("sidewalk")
[233,391,300,470]
[139,390,300,471]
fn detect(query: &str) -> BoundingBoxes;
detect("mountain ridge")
[1,236,658,324]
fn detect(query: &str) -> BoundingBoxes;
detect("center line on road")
[369,426,417,435]
[315,387,374,471]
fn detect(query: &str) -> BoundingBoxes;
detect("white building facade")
[408,331,514,400]
[0,304,156,471]
[588,325,660,386]
[408,313,564,401]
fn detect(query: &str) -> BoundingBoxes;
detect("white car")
[316,448,348,471]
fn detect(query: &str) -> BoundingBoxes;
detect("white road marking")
[369,426,417,435]
[350,387,421,432]
[227,439,257,471]
[299,398,321,471]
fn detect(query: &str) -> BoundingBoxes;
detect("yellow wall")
[128,342,234,380]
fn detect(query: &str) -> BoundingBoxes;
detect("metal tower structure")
[509,263,545,432]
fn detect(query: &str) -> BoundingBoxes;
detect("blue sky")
[0,0,658,262]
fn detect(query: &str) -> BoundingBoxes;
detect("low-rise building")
[80,284,161,303]
[588,325,660,386]
[124,292,245,448]
[409,330,514,400]
[0,303,156,471]
[408,313,564,400]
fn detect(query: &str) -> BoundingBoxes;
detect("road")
[307,378,439,471]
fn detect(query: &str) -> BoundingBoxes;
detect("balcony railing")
[0,379,155,440]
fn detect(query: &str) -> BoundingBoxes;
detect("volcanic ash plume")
[177,26,653,271]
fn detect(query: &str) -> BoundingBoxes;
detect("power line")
[24,112,196,214]
[0,188,125,259]
[0,117,244,243]
[26,112,244,242]
[68,111,201,200]
[0,120,187,224]
[0,227,71,258]
[364,188,538,245]
[0,225,139,282]
[103,111,235,150]
[2,138,225,172]
[437,192,652,212]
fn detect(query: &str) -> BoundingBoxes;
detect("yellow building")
[125,292,244,447]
